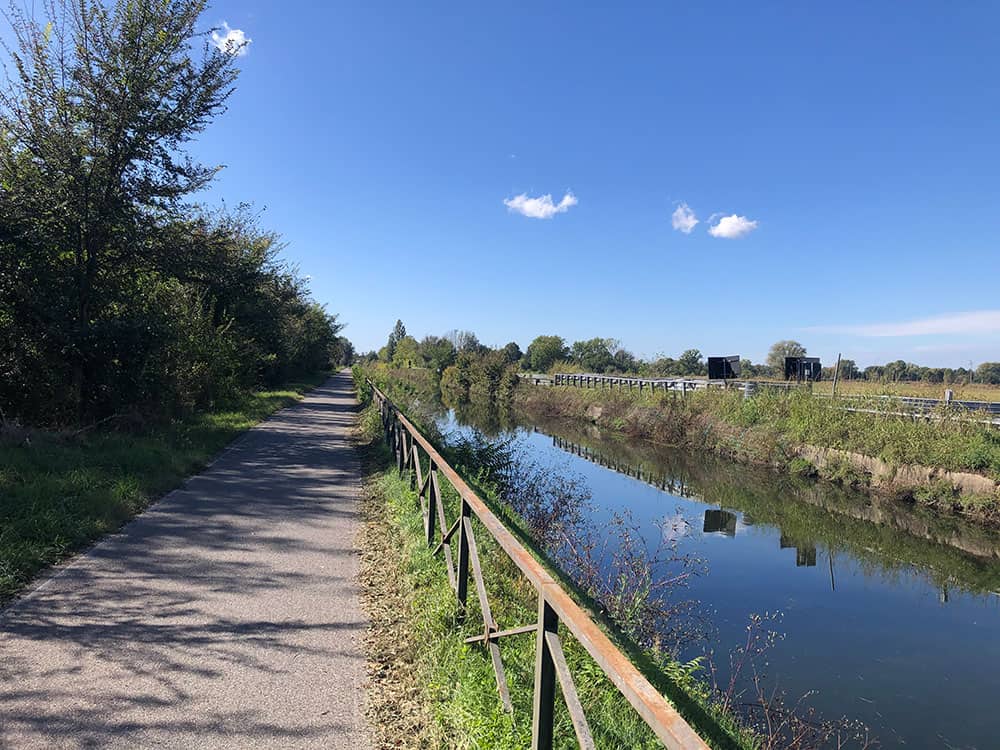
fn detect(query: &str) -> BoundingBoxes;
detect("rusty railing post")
[426,459,437,547]
[456,498,471,615]
[531,594,558,750]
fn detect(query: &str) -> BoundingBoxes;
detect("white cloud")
[671,203,699,234]
[807,310,1000,337]
[503,192,577,219]
[211,23,251,57]
[708,214,758,239]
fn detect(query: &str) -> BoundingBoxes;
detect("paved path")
[0,372,370,749]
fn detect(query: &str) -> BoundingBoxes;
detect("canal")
[438,403,1000,749]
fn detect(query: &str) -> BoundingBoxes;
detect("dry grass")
[358,476,434,749]
[810,379,1000,402]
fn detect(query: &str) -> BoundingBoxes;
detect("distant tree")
[384,319,407,361]
[976,362,1000,385]
[446,329,483,353]
[766,340,807,373]
[391,335,420,368]
[333,337,355,367]
[501,341,523,364]
[612,347,638,373]
[838,358,859,380]
[647,356,679,376]
[677,349,704,376]
[571,338,616,373]
[419,335,457,374]
[526,335,569,373]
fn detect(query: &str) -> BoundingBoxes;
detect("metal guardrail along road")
[525,373,1000,425]
[366,379,709,750]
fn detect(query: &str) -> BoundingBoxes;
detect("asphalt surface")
[0,372,370,749]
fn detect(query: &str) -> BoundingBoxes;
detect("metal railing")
[537,373,1000,425]
[366,379,709,750]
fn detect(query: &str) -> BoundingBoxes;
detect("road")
[0,371,370,749]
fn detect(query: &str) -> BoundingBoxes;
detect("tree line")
[0,0,348,427]
[363,325,1000,387]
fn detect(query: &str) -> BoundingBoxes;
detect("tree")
[446,329,483,353]
[384,319,407,361]
[571,338,616,373]
[677,349,704,376]
[418,335,457,374]
[501,341,523,364]
[766,341,807,373]
[391,335,420,368]
[0,0,242,421]
[976,362,1000,385]
[838,358,859,380]
[526,335,569,373]
[612,347,638,373]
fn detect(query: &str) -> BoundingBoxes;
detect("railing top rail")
[366,379,709,750]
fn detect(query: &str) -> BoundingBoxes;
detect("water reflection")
[545,427,1000,598]
[703,509,737,537]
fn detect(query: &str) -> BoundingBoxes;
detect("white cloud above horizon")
[504,192,577,219]
[212,22,251,56]
[806,310,1000,337]
[708,214,758,239]
[671,203,699,234]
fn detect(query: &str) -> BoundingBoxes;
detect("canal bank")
[514,382,1000,526]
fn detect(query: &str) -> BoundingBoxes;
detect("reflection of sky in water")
[438,411,1000,750]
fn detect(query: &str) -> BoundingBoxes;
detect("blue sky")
[192,2,998,366]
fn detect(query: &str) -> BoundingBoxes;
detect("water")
[439,405,1000,749]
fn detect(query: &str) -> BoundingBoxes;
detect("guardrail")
[536,373,1000,424]
[365,378,709,750]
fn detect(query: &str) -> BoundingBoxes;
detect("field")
[810,379,1000,402]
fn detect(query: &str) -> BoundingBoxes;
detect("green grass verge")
[0,372,330,603]
[354,386,752,749]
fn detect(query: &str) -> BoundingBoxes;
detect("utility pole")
[832,353,842,398]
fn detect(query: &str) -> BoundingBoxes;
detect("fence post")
[456,498,471,615]
[531,594,558,750]
[426,460,437,547]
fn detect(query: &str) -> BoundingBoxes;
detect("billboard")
[784,356,822,381]
[707,355,741,380]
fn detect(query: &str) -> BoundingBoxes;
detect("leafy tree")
[612,347,638,373]
[0,2,344,425]
[446,329,483,353]
[766,340,807,373]
[418,336,457,374]
[677,349,704,376]
[526,335,569,372]
[501,341,523,364]
[391,336,420,368]
[383,319,407,361]
[976,362,1000,385]
[571,338,616,373]
[838,358,859,380]
[647,357,678,376]
[0,0,243,421]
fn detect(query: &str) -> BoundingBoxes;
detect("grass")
[353,375,753,750]
[810,379,1000,402]
[0,373,329,603]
